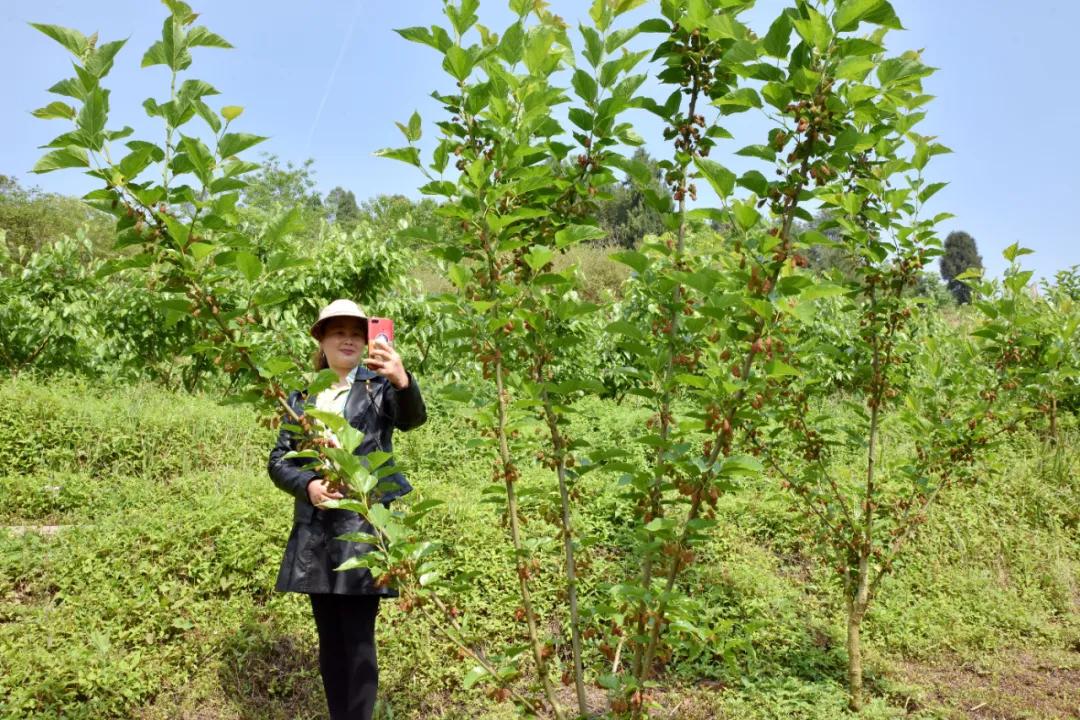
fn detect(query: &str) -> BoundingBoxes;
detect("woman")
[268,298,427,720]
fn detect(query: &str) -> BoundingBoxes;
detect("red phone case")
[368,317,394,352]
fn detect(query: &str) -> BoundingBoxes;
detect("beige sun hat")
[309,298,368,339]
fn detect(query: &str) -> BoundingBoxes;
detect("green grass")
[0,375,1076,719]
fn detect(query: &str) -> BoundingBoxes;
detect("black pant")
[309,593,380,720]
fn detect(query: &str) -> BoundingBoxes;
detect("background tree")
[0,174,114,258]
[324,185,361,230]
[239,155,323,239]
[360,194,442,247]
[939,229,983,304]
[595,147,667,249]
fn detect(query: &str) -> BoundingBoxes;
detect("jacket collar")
[349,365,379,382]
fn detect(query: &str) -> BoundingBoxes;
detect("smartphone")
[367,317,394,354]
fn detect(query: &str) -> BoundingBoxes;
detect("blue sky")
[3,1,1077,281]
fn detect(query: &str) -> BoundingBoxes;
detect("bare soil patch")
[893,648,1080,719]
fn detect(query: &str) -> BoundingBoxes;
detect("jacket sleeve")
[390,371,427,431]
[267,391,319,502]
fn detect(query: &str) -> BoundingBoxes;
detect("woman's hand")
[307,478,344,506]
[364,339,409,389]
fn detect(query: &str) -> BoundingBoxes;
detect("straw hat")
[309,298,368,340]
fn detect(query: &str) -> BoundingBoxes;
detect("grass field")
[1,374,1076,719]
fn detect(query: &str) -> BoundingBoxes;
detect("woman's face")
[319,317,366,371]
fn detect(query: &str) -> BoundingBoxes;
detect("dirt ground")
[892,648,1080,719]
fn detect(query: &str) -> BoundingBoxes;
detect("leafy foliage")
[1,378,1075,719]
[595,148,668,249]
[0,174,114,257]
[19,1,1079,718]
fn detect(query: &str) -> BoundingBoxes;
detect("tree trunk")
[496,363,564,720]
[846,602,864,711]
[1050,394,1058,445]
[846,554,870,712]
[541,391,588,716]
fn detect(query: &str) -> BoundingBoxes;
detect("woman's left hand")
[364,339,409,389]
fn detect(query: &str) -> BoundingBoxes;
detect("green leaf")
[443,45,474,81]
[186,26,232,49]
[32,146,89,173]
[447,0,479,36]
[394,26,435,48]
[116,145,156,180]
[47,77,86,101]
[802,283,848,300]
[608,153,653,185]
[31,102,76,120]
[765,359,800,378]
[694,157,736,198]
[218,132,267,159]
[463,665,489,689]
[835,56,875,81]
[644,517,676,534]
[84,39,127,78]
[862,1,903,30]
[234,251,262,282]
[580,24,603,67]
[572,68,598,104]
[523,245,554,271]
[488,207,548,233]
[610,250,649,274]
[142,16,186,70]
[833,0,883,31]
[256,357,294,378]
[193,99,221,134]
[719,455,763,477]
[638,18,670,33]
[498,21,524,63]
[737,170,768,196]
[735,144,776,161]
[714,87,761,113]
[1002,243,1034,263]
[161,214,189,248]
[524,28,556,75]
[448,264,471,290]
[178,78,219,104]
[76,87,109,150]
[221,105,243,121]
[180,134,214,184]
[568,107,593,132]
[675,373,708,389]
[918,181,947,203]
[793,6,831,52]
[732,201,760,230]
[554,224,606,248]
[407,110,422,142]
[30,23,88,57]
[374,146,421,167]
[762,12,791,58]
[761,82,792,110]
[189,242,214,260]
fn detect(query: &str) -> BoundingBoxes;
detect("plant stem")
[163,67,176,194]
[541,388,588,715]
[846,554,869,712]
[640,492,703,679]
[630,66,700,700]
[426,595,541,715]
[495,360,564,720]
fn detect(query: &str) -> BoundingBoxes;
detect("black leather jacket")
[267,367,427,595]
